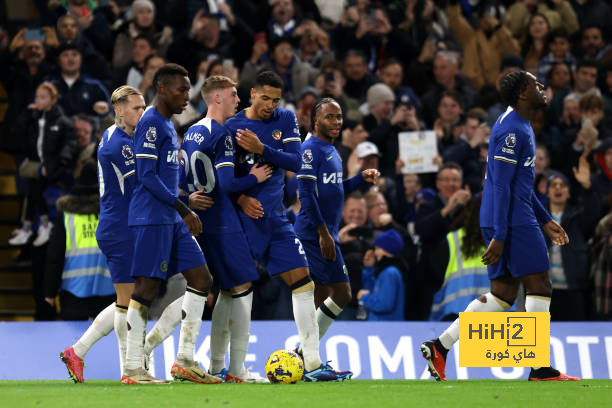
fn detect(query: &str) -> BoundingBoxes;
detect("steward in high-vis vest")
[44,161,115,320]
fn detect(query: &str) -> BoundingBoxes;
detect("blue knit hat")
[374,229,404,256]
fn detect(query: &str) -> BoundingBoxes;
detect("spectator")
[55,14,111,86]
[592,138,612,213]
[537,29,576,85]
[362,82,395,132]
[112,0,172,68]
[342,49,376,102]
[414,162,471,320]
[421,51,479,127]
[47,42,111,118]
[335,120,369,177]
[545,167,600,321]
[521,13,551,75]
[442,108,489,193]
[570,0,612,41]
[9,82,76,247]
[357,229,405,321]
[591,206,612,320]
[43,161,115,320]
[503,0,579,40]
[314,62,362,121]
[267,0,300,39]
[294,86,319,138]
[579,25,612,64]
[72,114,98,178]
[138,54,165,104]
[292,19,333,69]
[446,0,520,90]
[433,90,464,154]
[112,34,157,90]
[545,62,573,99]
[378,58,421,111]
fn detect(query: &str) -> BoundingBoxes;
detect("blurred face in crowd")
[250,85,282,120]
[116,94,146,130]
[464,117,480,141]
[300,29,320,55]
[23,40,45,66]
[535,146,550,176]
[272,41,294,70]
[370,99,394,122]
[438,95,462,123]
[58,49,82,76]
[575,66,598,93]
[134,5,155,28]
[34,86,56,111]
[607,71,612,94]
[272,0,295,26]
[145,56,165,76]
[58,15,79,41]
[605,148,612,171]
[403,173,420,197]
[367,193,388,227]
[74,118,93,150]
[359,154,379,172]
[549,36,570,59]
[549,63,571,91]
[433,54,458,88]
[562,98,580,124]
[547,177,570,206]
[582,27,605,58]
[436,168,462,200]
[528,15,549,40]
[379,63,403,90]
[342,197,367,226]
[344,55,368,82]
[132,38,155,66]
[580,107,604,127]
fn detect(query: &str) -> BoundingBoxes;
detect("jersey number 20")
[181,150,216,193]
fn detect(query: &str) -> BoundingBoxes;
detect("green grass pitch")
[1,380,610,408]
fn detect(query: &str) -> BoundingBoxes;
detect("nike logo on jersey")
[326,155,334,161]
[323,172,343,184]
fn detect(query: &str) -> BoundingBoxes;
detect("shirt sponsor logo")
[167,150,178,163]
[524,156,535,167]
[505,133,516,148]
[146,127,157,142]
[323,172,343,184]
[272,129,282,140]
[302,149,313,164]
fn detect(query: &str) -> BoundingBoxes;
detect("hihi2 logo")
[459,313,550,367]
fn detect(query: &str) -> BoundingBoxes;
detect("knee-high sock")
[210,291,232,373]
[176,287,207,361]
[439,292,511,350]
[73,303,115,358]
[114,304,129,372]
[291,281,321,371]
[298,297,343,355]
[229,289,253,377]
[144,295,183,356]
[526,293,551,370]
[124,297,151,371]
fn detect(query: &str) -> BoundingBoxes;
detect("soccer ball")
[265,349,304,384]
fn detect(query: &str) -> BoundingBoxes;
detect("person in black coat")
[544,166,601,321]
[9,81,76,247]
[413,162,471,320]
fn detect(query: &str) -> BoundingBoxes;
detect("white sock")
[525,294,551,312]
[292,285,321,372]
[144,295,183,356]
[124,298,149,371]
[228,290,253,377]
[525,294,550,370]
[114,305,128,372]
[72,303,115,358]
[439,292,510,350]
[298,297,343,355]
[210,292,232,373]
[176,287,207,361]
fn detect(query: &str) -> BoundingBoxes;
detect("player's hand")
[319,228,336,261]
[338,223,358,243]
[361,168,380,184]
[481,238,504,266]
[236,129,265,154]
[237,195,264,219]
[189,191,214,211]
[357,289,370,300]
[183,211,202,236]
[363,249,375,267]
[250,163,273,183]
[543,220,569,246]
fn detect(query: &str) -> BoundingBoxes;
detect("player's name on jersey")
[459,312,550,367]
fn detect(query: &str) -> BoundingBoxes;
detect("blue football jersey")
[480,107,550,241]
[294,136,345,243]
[96,125,136,241]
[224,107,301,215]
[128,106,181,226]
[180,117,246,233]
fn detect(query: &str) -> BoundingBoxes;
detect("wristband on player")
[173,199,192,218]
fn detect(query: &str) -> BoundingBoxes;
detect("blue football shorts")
[239,212,309,276]
[98,238,134,284]
[197,232,259,291]
[130,222,206,280]
[481,225,550,280]
[301,239,349,285]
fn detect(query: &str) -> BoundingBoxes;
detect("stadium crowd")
[1,0,612,322]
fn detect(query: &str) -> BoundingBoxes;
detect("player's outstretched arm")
[343,169,379,194]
